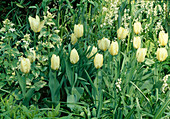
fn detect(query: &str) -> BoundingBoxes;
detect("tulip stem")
[154,62,159,85]
[96,69,103,118]
[115,40,121,79]
[72,65,75,88]
[24,73,28,97]
[158,62,162,81]
[127,36,130,53]
[34,32,36,48]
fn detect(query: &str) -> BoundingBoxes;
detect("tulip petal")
[38,20,45,32]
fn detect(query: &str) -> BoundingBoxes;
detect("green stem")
[34,32,36,48]
[8,38,11,63]
[115,40,121,80]
[58,1,61,27]
[24,73,28,97]
[154,62,159,85]
[111,56,114,76]
[159,62,162,81]
[127,36,130,53]
[97,69,102,118]
[47,26,51,73]
[72,64,75,88]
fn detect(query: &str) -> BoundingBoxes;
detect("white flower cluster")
[0,19,15,32]
[162,74,170,93]
[16,34,31,50]
[2,19,14,27]
[155,22,164,35]
[0,19,16,46]
[163,3,166,19]
[43,7,55,26]
[0,19,16,39]
[115,78,122,92]
[101,0,120,26]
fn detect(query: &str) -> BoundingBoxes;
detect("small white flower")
[162,74,170,93]
[9,28,15,32]
[115,78,122,92]
[0,27,6,32]
[1,36,5,41]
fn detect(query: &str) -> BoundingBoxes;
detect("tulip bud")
[109,41,118,56]
[28,15,45,32]
[94,53,103,69]
[156,48,168,62]
[133,21,142,34]
[159,31,168,46]
[98,37,110,51]
[20,58,31,73]
[117,27,128,40]
[86,46,98,59]
[70,48,79,64]
[74,24,83,38]
[133,36,141,49]
[51,54,60,70]
[28,50,36,63]
[71,33,78,45]
[136,48,147,62]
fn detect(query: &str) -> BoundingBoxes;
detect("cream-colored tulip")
[94,53,103,69]
[156,48,168,62]
[86,46,98,58]
[20,58,31,73]
[133,21,142,34]
[70,48,79,64]
[109,41,118,56]
[136,48,147,62]
[117,27,128,40]
[133,36,141,49]
[28,15,45,32]
[51,54,60,70]
[159,31,168,46]
[74,24,83,38]
[98,37,110,51]
[28,50,36,63]
[71,33,78,45]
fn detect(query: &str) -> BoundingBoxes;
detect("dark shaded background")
[0,0,80,25]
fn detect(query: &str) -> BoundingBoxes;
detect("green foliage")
[0,0,169,118]
[0,95,64,118]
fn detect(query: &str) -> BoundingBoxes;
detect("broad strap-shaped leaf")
[16,71,26,96]
[49,70,60,102]
[65,60,74,87]
[23,88,35,106]
[72,87,84,101]
[67,94,77,110]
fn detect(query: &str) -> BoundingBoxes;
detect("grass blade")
[130,81,152,108]
[154,99,170,119]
